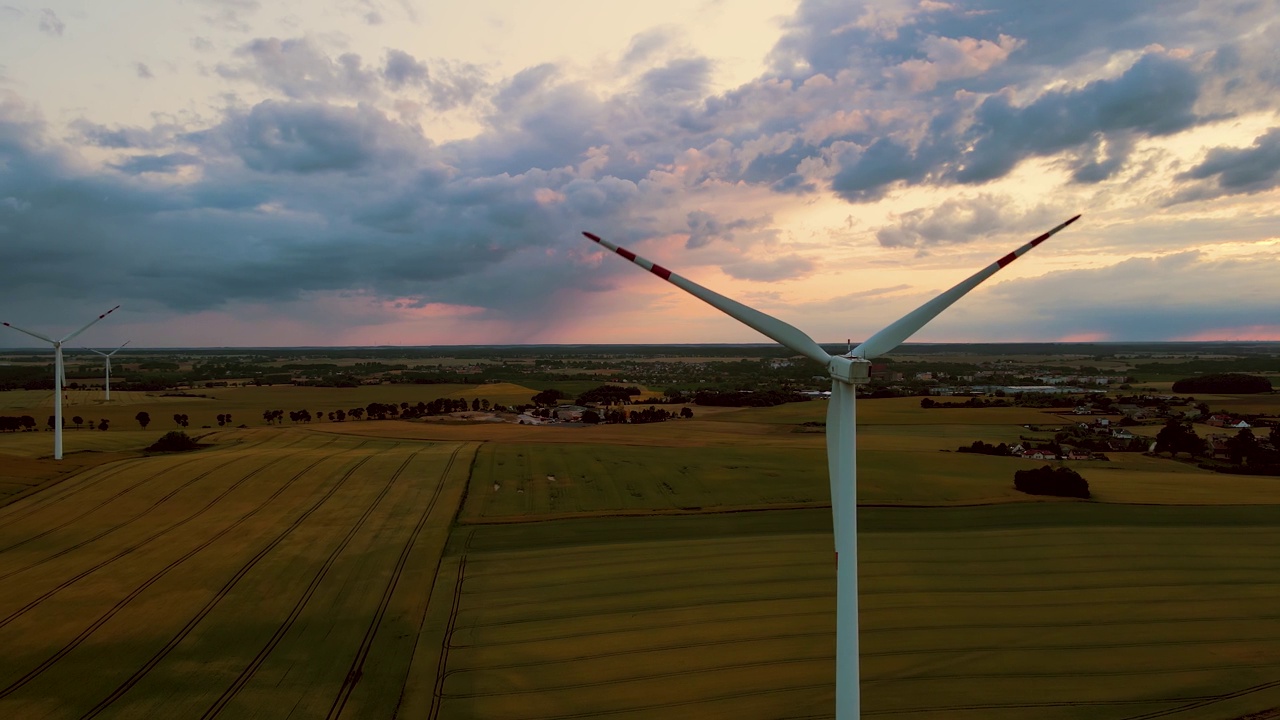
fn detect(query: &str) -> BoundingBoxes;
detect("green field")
[2,384,1280,718]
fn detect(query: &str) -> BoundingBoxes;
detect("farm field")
[1,381,1279,718]
[0,429,474,719]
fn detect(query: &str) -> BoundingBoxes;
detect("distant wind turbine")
[3,307,121,459]
[86,340,130,402]
[582,215,1080,719]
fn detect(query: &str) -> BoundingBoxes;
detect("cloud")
[874,195,1057,248]
[684,210,767,249]
[829,50,1205,200]
[110,152,202,175]
[187,100,425,174]
[218,37,379,100]
[381,49,486,110]
[136,63,154,79]
[721,254,816,282]
[887,33,1024,91]
[197,0,260,32]
[38,8,64,36]
[1175,127,1280,200]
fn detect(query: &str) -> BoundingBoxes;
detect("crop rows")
[438,518,1280,720]
[0,433,474,719]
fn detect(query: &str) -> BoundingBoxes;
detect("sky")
[1,0,1278,348]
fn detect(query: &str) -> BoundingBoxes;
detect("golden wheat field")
[2,385,1280,719]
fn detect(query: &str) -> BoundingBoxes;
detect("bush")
[1014,465,1090,499]
[146,430,201,452]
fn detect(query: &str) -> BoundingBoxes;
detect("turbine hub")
[828,355,871,385]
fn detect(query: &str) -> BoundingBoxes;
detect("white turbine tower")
[3,306,121,460]
[582,215,1080,719]
[86,341,130,401]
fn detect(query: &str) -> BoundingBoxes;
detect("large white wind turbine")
[3,306,121,460]
[582,215,1080,719]
[86,340,130,402]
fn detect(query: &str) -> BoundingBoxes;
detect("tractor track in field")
[443,627,832,680]
[0,438,358,700]
[0,434,308,584]
[459,557,831,596]
[0,433,283,526]
[1118,679,1280,719]
[860,695,1225,717]
[0,434,285,554]
[79,445,386,720]
[200,447,426,719]
[0,435,331,632]
[520,680,833,720]
[452,608,830,650]
[863,658,1280,685]
[443,651,833,700]
[428,530,472,720]
[325,444,467,720]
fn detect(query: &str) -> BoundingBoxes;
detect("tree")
[581,409,601,424]
[47,415,56,430]
[1155,418,1205,458]
[680,407,694,419]
[216,414,226,426]
[136,411,151,429]
[1014,465,1090,498]
[72,415,84,430]
[1226,428,1260,465]
[147,430,199,452]
[98,418,109,431]
[531,388,566,406]
[472,398,481,411]
[175,413,185,427]
[1172,374,1272,394]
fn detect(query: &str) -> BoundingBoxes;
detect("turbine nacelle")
[828,355,871,385]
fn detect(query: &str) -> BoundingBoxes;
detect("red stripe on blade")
[651,265,672,280]
[617,248,637,262]
[996,251,1018,268]
[582,232,602,243]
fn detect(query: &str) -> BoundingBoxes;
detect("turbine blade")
[109,340,131,355]
[853,215,1080,359]
[87,348,110,356]
[2,322,55,344]
[583,232,832,366]
[60,305,121,343]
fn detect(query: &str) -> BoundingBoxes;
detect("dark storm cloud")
[110,152,202,175]
[829,51,1204,200]
[953,53,1202,184]
[1175,127,1280,200]
[187,100,423,174]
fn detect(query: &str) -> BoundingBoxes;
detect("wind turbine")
[85,340,130,401]
[582,215,1080,719]
[3,306,121,460]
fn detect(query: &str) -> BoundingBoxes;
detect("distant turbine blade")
[583,232,832,366]
[108,340,131,356]
[2,322,55,344]
[852,215,1080,359]
[88,349,110,356]
[60,305,121,344]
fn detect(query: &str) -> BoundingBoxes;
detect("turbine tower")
[582,215,1080,719]
[3,306,121,460]
[86,341,130,401]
